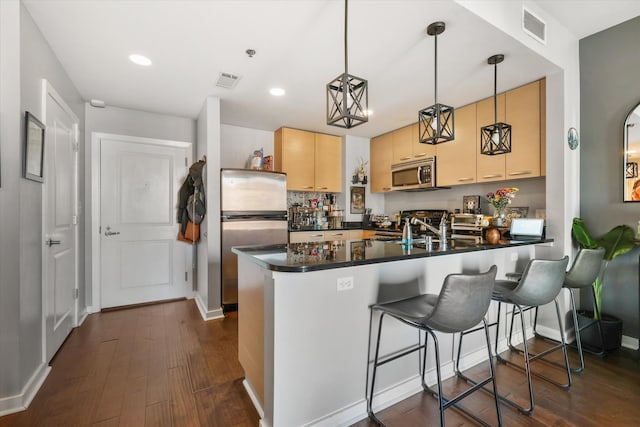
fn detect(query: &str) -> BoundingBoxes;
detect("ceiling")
[22,0,640,139]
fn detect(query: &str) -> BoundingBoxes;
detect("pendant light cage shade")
[481,122,512,155]
[626,161,638,178]
[481,54,511,155]
[326,73,369,128]
[418,21,454,145]
[419,103,454,144]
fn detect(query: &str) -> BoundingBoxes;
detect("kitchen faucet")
[411,214,448,239]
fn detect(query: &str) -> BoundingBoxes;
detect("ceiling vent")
[216,72,241,89]
[522,7,546,44]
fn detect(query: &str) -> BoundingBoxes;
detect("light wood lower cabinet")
[274,127,342,192]
[289,229,370,243]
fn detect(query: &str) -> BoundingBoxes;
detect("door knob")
[45,238,61,247]
[105,226,120,236]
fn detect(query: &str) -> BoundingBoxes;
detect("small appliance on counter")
[451,213,485,243]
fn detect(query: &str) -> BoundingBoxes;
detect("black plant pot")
[576,310,623,353]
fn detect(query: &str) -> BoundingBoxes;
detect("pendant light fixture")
[326,0,368,129]
[418,21,454,145]
[480,54,511,155]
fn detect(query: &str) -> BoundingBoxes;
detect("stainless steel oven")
[391,157,436,190]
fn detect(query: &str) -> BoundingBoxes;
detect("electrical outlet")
[337,276,354,292]
[510,252,518,261]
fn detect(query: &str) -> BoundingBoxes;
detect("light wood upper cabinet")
[540,79,546,176]
[391,123,436,165]
[315,133,342,192]
[505,80,540,179]
[391,125,413,164]
[274,127,342,192]
[370,132,393,193]
[411,123,436,160]
[436,103,477,186]
[476,93,506,182]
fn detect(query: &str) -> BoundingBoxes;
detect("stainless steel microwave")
[391,157,436,190]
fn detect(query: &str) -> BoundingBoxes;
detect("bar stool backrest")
[426,265,497,333]
[564,247,605,289]
[509,257,569,306]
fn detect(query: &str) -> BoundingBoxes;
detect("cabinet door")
[436,103,477,186]
[392,125,413,164]
[506,80,540,179]
[289,231,325,243]
[476,94,506,182]
[325,230,348,240]
[411,122,436,160]
[540,79,546,177]
[314,133,342,192]
[370,133,393,193]
[278,128,315,191]
[348,230,364,240]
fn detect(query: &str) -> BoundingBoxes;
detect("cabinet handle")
[311,234,323,237]
[482,173,503,179]
[509,170,533,176]
[414,153,427,158]
[316,187,329,190]
[382,187,392,191]
[303,186,314,189]
[331,233,344,237]
[400,156,411,161]
[458,177,474,182]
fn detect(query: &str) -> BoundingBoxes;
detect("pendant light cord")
[344,0,348,75]
[493,62,498,124]
[434,31,438,105]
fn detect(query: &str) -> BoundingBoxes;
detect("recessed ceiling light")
[269,88,285,96]
[129,54,152,66]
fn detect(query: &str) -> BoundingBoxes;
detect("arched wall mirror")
[624,102,640,201]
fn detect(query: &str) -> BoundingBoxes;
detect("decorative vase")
[485,227,501,244]
[492,210,505,226]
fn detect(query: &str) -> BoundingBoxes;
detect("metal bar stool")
[532,247,606,373]
[458,257,570,416]
[367,266,502,427]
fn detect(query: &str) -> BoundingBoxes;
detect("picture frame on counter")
[350,186,365,214]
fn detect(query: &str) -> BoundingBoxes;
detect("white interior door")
[43,81,78,363]
[100,136,192,308]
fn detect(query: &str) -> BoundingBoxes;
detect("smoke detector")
[216,72,241,89]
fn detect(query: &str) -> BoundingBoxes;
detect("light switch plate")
[337,276,354,292]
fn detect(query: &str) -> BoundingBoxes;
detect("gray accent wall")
[580,16,640,342]
[0,0,84,404]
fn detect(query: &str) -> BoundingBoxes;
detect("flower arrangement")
[486,187,519,217]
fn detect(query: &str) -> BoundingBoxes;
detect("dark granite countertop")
[232,238,553,273]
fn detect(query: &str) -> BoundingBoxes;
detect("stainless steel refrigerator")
[221,169,288,310]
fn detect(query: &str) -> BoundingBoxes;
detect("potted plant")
[571,217,637,351]
[352,157,369,184]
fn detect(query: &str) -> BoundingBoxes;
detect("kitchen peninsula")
[233,237,552,427]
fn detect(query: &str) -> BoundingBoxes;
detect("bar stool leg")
[367,312,386,425]
[568,289,585,373]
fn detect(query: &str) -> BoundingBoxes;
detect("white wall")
[221,124,274,169]
[342,135,384,221]
[0,0,85,413]
[84,104,196,309]
[195,97,223,318]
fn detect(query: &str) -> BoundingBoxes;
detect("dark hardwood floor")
[1,299,638,426]
[0,300,259,427]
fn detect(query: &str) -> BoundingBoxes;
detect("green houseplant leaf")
[571,217,598,249]
[572,218,637,319]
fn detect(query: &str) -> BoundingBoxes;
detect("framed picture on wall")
[350,186,365,214]
[23,111,45,183]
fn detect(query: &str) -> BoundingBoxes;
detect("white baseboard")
[76,309,89,327]
[85,305,100,314]
[242,379,265,418]
[193,294,224,321]
[622,335,639,350]
[0,362,51,417]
